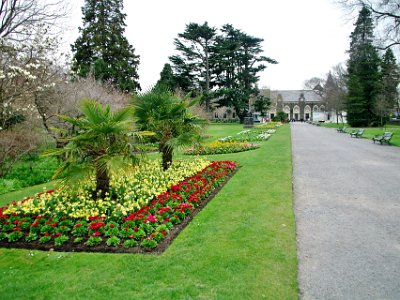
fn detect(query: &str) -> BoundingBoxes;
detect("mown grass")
[0,181,58,207]
[0,124,298,299]
[321,123,400,146]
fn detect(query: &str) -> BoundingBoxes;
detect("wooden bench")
[350,129,364,138]
[337,127,347,133]
[372,132,393,144]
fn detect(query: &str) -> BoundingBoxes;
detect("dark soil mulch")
[0,167,239,255]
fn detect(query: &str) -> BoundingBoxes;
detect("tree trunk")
[95,167,110,199]
[161,145,173,171]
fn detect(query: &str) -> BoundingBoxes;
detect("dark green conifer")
[71,0,140,92]
[346,6,381,126]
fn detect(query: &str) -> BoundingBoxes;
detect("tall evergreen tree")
[169,22,217,111]
[346,6,381,127]
[155,63,178,91]
[378,48,400,116]
[71,0,140,92]
[214,24,277,123]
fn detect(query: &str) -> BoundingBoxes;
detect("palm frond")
[79,99,106,125]
[112,106,134,123]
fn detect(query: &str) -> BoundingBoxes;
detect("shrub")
[0,155,59,194]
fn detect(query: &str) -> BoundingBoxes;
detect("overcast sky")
[62,0,354,91]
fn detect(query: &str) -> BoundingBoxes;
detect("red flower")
[75,223,82,228]
[92,231,101,237]
[146,215,157,223]
[55,232,61,237]
[171,185,180,192]
[89,222,106,230]
[31,221,39,227]
[44,232,50,236]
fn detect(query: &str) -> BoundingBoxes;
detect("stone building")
[266,89,326,121]
[213,87,345,123]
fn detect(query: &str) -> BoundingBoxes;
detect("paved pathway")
[292,123,400,300]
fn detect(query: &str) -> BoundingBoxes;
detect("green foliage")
[132,88,205,170]
[44,99,140,198]
[123,239,137,249]
[376,48,400,125]
[169,22,217,110]
[7,231,24,242]
[0,155,59,194]
[155,63,178,91]
[85,236,102,247]
[346,6,381,127]
[73,237,84,244]
[213,24,277,123]
[71,0,140,92]
[54,235,69,246]
[106,236,121,247]
[38,235,51,244]
[25,233,38,242]
[274,111,288,122]
[253,94,271,117]
[140,238,158,249]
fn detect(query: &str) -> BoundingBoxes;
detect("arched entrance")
[304,105,311,121]
[293,105,300,121]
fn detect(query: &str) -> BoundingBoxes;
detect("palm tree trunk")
[161,144,173,171]
[95,167,110,199]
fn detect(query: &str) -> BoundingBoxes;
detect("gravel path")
[292,123,400,300]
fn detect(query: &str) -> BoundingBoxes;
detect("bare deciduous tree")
[337,0,400,49]
[34,76,130,147]
[0,122,45,177]
[303,77,325,96]
[0,0,68,40]
[323,64,348,124]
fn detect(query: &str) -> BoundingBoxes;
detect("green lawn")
[0,124,298,299]
[0,181,58,207]
[321,123,400,146]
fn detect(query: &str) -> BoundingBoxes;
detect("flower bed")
[184,141,259,155]
[0,160,237,253]
[4,159,209,219]
[255,122,282,129]
[218,129,272,142]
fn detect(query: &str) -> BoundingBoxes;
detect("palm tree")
[44,99,141,199]
[132,88,205,170]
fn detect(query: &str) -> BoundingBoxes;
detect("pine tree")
[71,0,140,92]
[214,24,277,123]
[169,22,217,110]
[155,63,178,91]
[346,6,381,127]
[380,48,400,111]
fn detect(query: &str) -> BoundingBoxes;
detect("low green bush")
[0,155,59,194]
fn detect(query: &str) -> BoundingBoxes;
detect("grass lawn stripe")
[0,124,298,299]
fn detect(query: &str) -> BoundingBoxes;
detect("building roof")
[269,90,322,103]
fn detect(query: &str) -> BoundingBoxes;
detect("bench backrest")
[383,132,393,138]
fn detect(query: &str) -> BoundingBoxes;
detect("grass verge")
[0,124,298,299]
[321,123,400,146]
